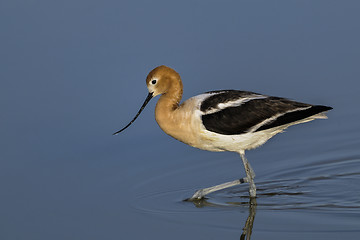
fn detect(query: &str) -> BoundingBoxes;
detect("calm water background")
[1,1,360,239]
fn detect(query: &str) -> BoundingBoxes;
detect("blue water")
[1,1,360,239]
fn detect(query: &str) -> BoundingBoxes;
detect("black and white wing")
[200,90,332,135]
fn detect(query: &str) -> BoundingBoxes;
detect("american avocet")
[114,65,332,200]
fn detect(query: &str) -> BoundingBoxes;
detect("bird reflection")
[240,198,256,240]
[185,197,257,239]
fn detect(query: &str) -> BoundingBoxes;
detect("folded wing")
[200,90,332,135]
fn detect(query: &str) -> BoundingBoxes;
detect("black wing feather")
[201,90,332,135]
[256,105,332,132]
[200,90,260,112]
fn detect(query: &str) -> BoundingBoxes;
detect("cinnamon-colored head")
[146,65,183,97]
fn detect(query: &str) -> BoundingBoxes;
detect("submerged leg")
[189,178,248,200]
[239,151,256,197]
[240,198,257,240]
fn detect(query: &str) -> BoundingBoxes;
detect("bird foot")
[189,189,205,200]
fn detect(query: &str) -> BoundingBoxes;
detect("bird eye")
[151,79,157,85]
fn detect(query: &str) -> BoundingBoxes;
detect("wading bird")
[114,66,332,200]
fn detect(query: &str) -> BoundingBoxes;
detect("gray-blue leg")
[239,151,256,197]
[188,151,257,200]
[189,178,248,200]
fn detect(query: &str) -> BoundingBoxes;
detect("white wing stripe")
[203,95,268,115]
[248,106,312,132]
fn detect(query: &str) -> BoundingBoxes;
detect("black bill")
[113,92,154,135]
